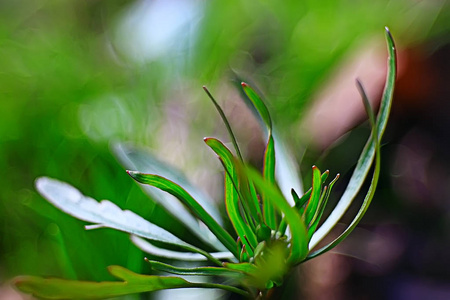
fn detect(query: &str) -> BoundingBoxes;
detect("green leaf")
[356,79,376,128]
[35,177,218,263]
[309,27,396,249]
[295,171,328,214]
[206,138,262,221]
[204,138,258,254]
[245,167,308,264]
[304,166,323,226]
[239,83,303,206]
[146,260,245,279]
[112,143,226,251]
[127,171,239,258]
[279,170,329,235]
[223,262,258,274]
[263,135,277,230]
[307,174,340,241]
[131,236,235,262]
[14,265,249,299]
[203,86,243,162]
[278,189,305,236]
[293,189,311,211]
[241,82,272,132]
[320,170,330,184]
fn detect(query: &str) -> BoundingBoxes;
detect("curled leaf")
[309,27,396,249]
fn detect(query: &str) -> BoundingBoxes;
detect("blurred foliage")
[0,0,448,292]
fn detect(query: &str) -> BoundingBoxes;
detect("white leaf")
[273,129,303,205]
[36,177,193,249]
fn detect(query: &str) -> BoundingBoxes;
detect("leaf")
[295,171,328,215]
[239,82,303,207]
[263,135,277,230]
[307,174,340,241]
[36,177,187,246]
[309,27,397,249]
[14,266,189,299]
[211,139,261,220]
[127,171,238,258]
[112,143,226,251]
[204,137,258,253]
[356,79,376,127]
[241,82,272,132]
[245,167,308,264]
[14,265,249,299]
[203,86,243,161]
[279,170,329,236]
[131,235,235,262]
[237,82,303,204]
[35,177,220,265]
[304,166,323,226]
[293,189,310,210]
[146,260,245,279]
[223,262,258,274]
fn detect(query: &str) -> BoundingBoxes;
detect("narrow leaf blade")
[203,86,243,161]
[263,135,277,229]
[127,171,238,258]
[304,166,323,225]
[147,260,244,279]
[241,82,272,132]
[307,174,340,241]
[204,138,258,252]
[112,143,226,251]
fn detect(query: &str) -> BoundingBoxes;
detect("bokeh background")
[0,0,449,299]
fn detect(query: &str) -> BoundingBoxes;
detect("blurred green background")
[1,0,449,299]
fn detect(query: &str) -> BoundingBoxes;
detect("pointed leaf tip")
[126,170,138,178]
[384,27,395,49]
[202,86,211,94]
[241,82,272,132]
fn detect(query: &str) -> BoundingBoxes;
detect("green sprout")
[13,28,396,299]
